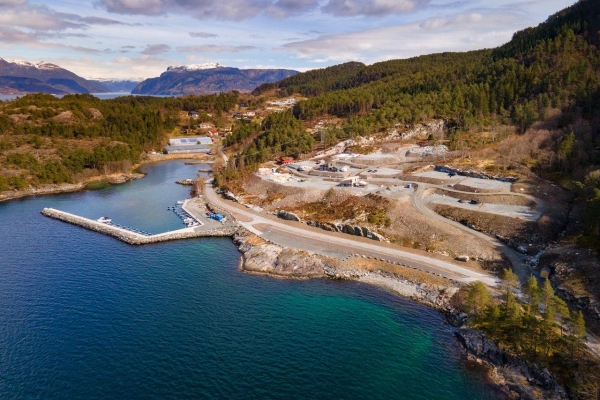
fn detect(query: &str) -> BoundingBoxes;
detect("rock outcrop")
[233,231,326,278]
[277,210,301,222]
[455,329,566,399]
[306,220,389,242]
[108,173,145,184]
[387,119,446,140]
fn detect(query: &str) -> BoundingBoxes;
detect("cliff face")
[131,67,298,95]
[455,329,567,400]
[0,59,109,94]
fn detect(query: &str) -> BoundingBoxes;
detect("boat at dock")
[97,217,112,223]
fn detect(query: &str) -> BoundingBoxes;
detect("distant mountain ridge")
[0,58,109,94]
[89,78,142,93]
[132,64,299,95]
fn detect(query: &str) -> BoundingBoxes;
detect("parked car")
[469,199,480,205]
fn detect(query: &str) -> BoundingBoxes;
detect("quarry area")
[216,117,600,332]
[221,119,573,285]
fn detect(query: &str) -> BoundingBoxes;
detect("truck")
[209,213,225,222]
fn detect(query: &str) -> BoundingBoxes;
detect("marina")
[98,216,153,236]
[168,201,203,228]
[42,205,238,245]
[107,221,153,236]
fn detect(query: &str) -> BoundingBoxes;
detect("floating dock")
[41,207,239,245]
[169,202,203,227]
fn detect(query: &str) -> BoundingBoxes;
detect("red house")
[277,157,295,165]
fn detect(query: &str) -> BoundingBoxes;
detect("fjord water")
[0,160,495,399]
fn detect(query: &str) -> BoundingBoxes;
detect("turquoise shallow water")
[0,160,496,399]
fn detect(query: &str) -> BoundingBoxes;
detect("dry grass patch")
[288,191,391,226]
[245,234,269,246]
[330,257,451,286]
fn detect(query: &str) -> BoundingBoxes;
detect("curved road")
[411,184,533,283]
[204,182,499,287]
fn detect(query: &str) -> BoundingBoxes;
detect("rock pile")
[277,210,301,222]
[306,221,389,242]
[406,145,448,157]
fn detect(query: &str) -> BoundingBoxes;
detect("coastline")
[0,153,212,203]
[3,157,568,399]
[232,229,567,400]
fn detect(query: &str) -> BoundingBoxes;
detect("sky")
[0,0,577,80]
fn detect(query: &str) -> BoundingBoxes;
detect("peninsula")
[2,0,600,398]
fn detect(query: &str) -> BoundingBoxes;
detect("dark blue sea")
[0,160,497,399]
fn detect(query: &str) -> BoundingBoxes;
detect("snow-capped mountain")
[88,77,144,93]
[166,63,224,72]
[132,65,298,95]
[0,58,109,94]
[5,60,61,70]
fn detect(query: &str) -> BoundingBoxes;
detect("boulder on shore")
[277,210,301,222]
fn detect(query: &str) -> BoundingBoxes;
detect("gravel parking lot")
[427,194,540,221]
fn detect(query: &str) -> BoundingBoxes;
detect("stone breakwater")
[41,208,239,245]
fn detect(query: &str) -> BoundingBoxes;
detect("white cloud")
[322,0,430,17]
[98,0,166,15]
[0,0,27,5]
[0,5,85,31]
[177,44,257,53]
[266,0,319,19]
[141,43,171,55]
[98,0,318,20]
[280,12,523,62]
[47,55,178,79]
[190,31,218,38]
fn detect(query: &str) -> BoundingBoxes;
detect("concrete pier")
[41,208,240,245]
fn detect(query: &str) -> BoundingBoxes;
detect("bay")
[0,160,496,399]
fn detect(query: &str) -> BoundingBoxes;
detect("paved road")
[411,184,533,284]
[204,182,499,287]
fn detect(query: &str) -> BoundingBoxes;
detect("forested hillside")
[0,92,238,190]
[224,0,600,248]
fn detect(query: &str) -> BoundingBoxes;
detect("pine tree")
[572,310,586,341]
[523,275,540,315]
[465,281,492,316]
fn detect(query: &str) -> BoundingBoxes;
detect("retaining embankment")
[41,208,239,245]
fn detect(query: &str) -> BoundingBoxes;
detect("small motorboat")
[177,200,185,205]
[97,217,112,223]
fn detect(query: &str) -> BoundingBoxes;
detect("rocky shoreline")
[232,229,568,400]
[0,173,145,202]
[0,152,213,203]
